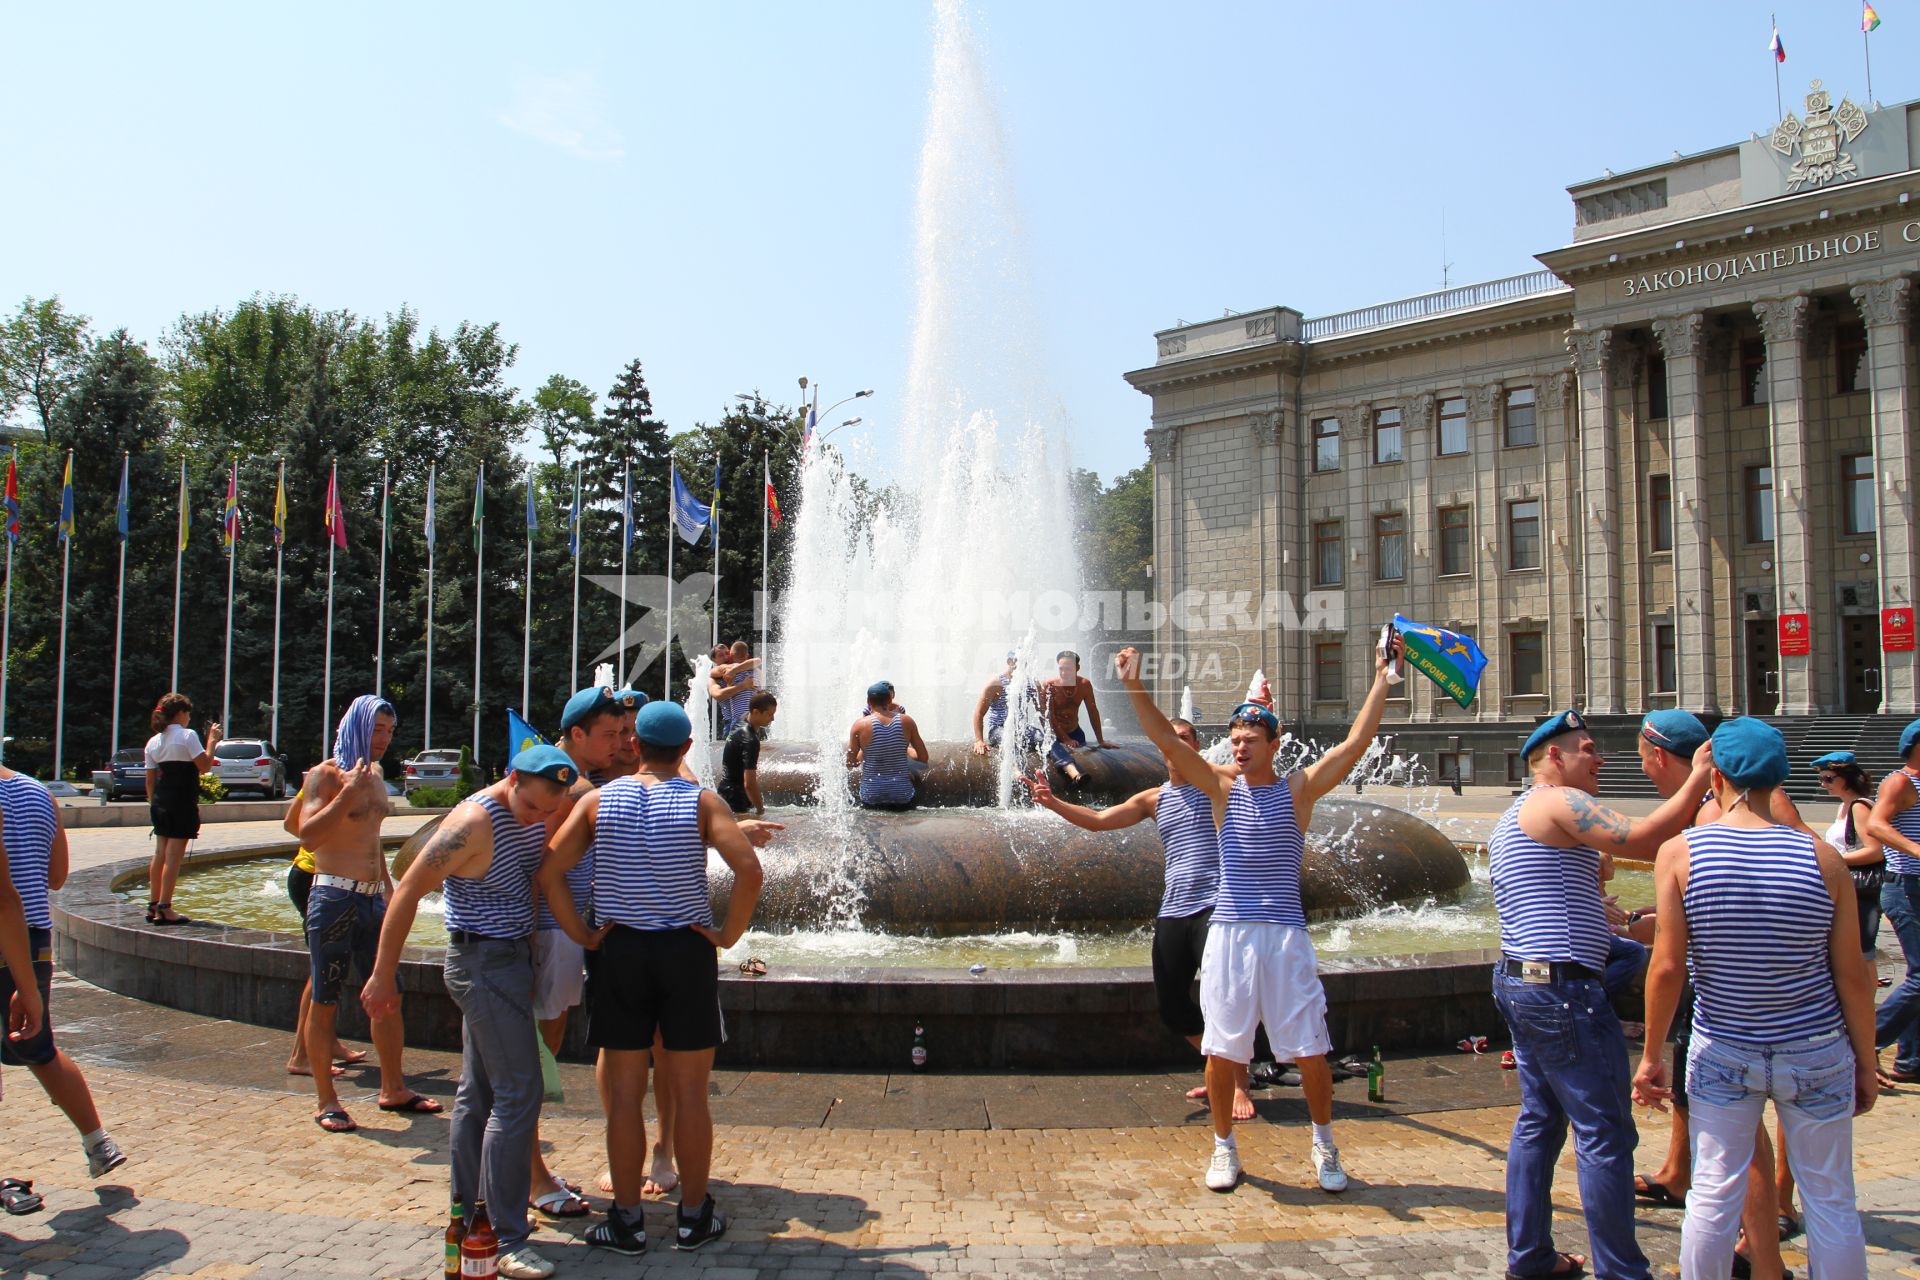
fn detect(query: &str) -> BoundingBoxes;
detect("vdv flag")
[116,455,130,544]
[4,451,19,543]
[57,453,74,542]
[525,470,537,537]
[1390,614,1489,710]
[507,707,548,758]
[671,464,711,545]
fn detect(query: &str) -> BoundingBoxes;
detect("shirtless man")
[299,695,441,1132]
[1038,651,1110,786]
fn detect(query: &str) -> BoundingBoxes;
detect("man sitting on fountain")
[970,651,1029,756]
[1114,641,1397,1195]
[1489,709,1713,1280]
[848,681,929,811]
[1022,718,1255,1120]
[540,701,771,1255]
[1038,650,1110,787]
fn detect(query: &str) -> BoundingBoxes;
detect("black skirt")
[149,760,203,840]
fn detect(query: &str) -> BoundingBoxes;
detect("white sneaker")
[1313,1141,1349,1193]
[1204,1143,1242,1192]
[497,1245,556,1279]
[86,1135,127,1179]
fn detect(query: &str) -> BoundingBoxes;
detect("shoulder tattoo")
[1564,789,1633,846]
[420,821,471,874]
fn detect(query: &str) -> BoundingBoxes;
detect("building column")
[1853,277,1917,714]
[1540,370,1576,711]
[1756,295,1815,715]
[1146,426,1179,712]
[1652,312,1719,714]
[1468,382,1503,718]
[1401,393,1434,720]
[1569,328,1622,713]
[1344,404,1370,706]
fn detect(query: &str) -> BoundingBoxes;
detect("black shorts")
[587,925,722,1053]
[287,865,315,920]
[0,927,56,1067]
[1151,909,1211,1038]
[1671,982,1696,1109]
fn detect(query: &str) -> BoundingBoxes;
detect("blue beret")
[1810,751,1857,770]
[1228,702,1279,734]
[866,680,895,703]
[1520,709,1589,759]
[1640,709,1708,757]
[561,685,642,732]
[613,687,648,709]
[635,700,693,747]
[1901,718,1920,759]
[1710,717,1790,788]
[511,744,578,786]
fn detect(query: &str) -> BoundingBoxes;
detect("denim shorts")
[1685,1030,1855,1121]
[305,884,386,1006]
[0,927,56,1066]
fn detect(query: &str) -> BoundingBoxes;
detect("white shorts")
[531,929,586,1022]
[1198,921,1331,1063]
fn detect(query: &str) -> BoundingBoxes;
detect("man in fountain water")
[848,681,929,810]
[298,695,442,1134]
[1114,641,1396,1194]
[719,692,778,816]
[971,651,1027,756]
[707,641,760,737]
[540,700,772,1255]
[1488,709,1715,1280]
[1022,718,1255,1121]
[1039,650,1110,787]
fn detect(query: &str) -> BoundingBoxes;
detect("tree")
[531,374,596,470]
[0,297,92,438]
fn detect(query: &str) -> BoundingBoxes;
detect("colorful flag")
[801,405,817,452]
[323,464,347,549]
[765,467,783,529]
[507,707,548,757]
[670,464,711,544]
[116,455,129,544]
[1388,614,1489,710]
[1864,1,1881,31]
[271,465,286,547]
[57,453,74,543]
[524,469,537,537]
[176,457,190,551]
[221,461,239,548]
[472,464,485,553]
[1770,21,1786,61]
[424,464,437,550]
[379,465,390,547]
[3,450,18,543]
[621,465,634,545]
[567,465,581,559]
[713,457,723,507]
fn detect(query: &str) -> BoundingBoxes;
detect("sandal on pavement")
[1632,1174,1686,1207]
[1777,1211,1803,1241]
[531,1188,590,1218]
[0,1178,43,1215]
[1505,1252,1586,1280]
[377,1094,445,1114]
[1729,1253,1794,1280]
[314,1108,357,1133]
[738,957,767,976]
[152,902,192,926]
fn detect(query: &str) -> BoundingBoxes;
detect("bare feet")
[596,1167,614,1196]
[334,1046,368,1065]
[1186,1084,1208,1101]
[1233,1088,1255,1122]
[643,1147,679,1196]
[287,1062,346,1078]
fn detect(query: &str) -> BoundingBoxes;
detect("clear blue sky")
[1,1,1904,481]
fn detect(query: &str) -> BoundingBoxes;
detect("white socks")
[1311,1122,1334,1147]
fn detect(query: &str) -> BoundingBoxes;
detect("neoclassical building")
[1126,81,1920,785]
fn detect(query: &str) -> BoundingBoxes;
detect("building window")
[1746,464,1774,543]
[1312,417,1340,472]
[1843,453,1875,536]
[1507,751,1528,783]
[1372,408,1403,464]
[1313,520,1343,586]
[1740,339,1767,408]
[1648,474,1673,553]
[1507,499,1542,570]
[1504,386,1537,447]
[1648,351,1669,420]
[1374,512,1405,581]
[1438,505,1472,576]
[1836,323,1868,395]
[1314,642,1344,702]
[1651,621,1676,693]
[1438,396,1469,456]
[1510,631,1544,696]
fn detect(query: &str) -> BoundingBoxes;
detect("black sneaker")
[585,1207,647,1256]
[674,1196,728,1252]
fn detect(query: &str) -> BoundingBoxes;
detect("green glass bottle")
[1367,1046,1385,1103]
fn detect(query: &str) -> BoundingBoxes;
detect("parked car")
[107,748,148,801]
[213,739,289,799]
[401,748,461,795]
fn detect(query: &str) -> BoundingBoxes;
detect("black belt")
[1501,958,1601,982]
[447,930,520,946]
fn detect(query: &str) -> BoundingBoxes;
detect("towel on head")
[333,694,395,769]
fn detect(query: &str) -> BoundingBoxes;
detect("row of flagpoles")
[1,447,790,780]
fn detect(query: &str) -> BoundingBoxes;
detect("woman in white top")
[1810,752,1887,969]
[143,692,220,925]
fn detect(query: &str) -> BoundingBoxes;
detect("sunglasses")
[1817,772,1839,783]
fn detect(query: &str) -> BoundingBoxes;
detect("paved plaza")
[2,803,1918,1278]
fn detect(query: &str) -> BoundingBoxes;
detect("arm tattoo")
[1565,790,1634,847]
[420,823,470,874]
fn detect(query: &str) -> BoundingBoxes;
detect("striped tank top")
[1888,769,1920,876]
[859,713,915,805]
[1213,775,1306,927]
[721,673,756,732]
[442,794,544,940]
[1684,824,1841,1044]
[535,843,594,931]
[0,774,58,929]
[1155,781,1219,918]
[1488,790,1611,972]
[593,776,711,930]
[984,676,1010,737]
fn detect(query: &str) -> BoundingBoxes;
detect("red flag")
[323,464,347,549]
[765,478,783,528]
[2,453,18,542]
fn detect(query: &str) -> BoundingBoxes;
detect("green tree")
[531,374,596,470]
[0,297,92,438]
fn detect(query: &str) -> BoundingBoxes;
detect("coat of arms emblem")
[1769,80,1869,190]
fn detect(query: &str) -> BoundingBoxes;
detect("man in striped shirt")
[1491,710,1712,1280]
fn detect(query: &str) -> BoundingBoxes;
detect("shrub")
[198,772,228,804]
[408,786,462,809]
[457,746,482,798]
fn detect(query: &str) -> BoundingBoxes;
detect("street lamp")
[818,417,863,445]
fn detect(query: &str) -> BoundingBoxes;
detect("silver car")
[401,748,462,794]
[213,739,289,799]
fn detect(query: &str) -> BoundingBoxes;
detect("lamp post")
[817,417,863,445]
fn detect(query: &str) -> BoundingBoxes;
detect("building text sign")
[1885,607,1916,653]
[1779,613,1812,656]
[1620,223,1918,298]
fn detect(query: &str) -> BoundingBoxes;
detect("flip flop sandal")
[314,1108,358,1133]
[0,1178,43,1215]
[1505,1253,1586,1280]
[531,1189,590,1218]
[377,1095,445,1114]
[738,958,767,976]
[1777,1212,1803,1241]
[1632,1175,1686,1207]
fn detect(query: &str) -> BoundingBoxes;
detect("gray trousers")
[445,938,542,1251]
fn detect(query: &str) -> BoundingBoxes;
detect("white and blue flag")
[671,463,711,545]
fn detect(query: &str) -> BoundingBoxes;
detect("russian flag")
[1769,23,1786,62]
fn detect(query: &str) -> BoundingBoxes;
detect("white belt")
[314,873,384,896]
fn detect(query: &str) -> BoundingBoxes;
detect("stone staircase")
[1584,714,1912,805]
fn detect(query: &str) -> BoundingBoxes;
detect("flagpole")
[271,459,284,748]
[665,464,676,702]
[1864,26,1874,105]
[760,450,770,664]
[1772,14,1783,120]
[322,459,337,762]
[521,471,533,715]
[111,452,128,758]
[53,451,72,783]
[222,457,236,730]
[172,454,186,690]
[473,463,484,765]
[711,461,721,657]
[618,458,630,686]
[375,459,389,695]
[570,461,581,691]
[425,463,436,749]
[0,452,12,763]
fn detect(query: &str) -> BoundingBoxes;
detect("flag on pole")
[271,466,286,546]
[1387,614,1490,710]
[1864,1,1882,31]
[7,450,23,543]
[425,465,438,549]
[472,466,485,551]
[525,470,537,537]
[568,466,581,558]
[713,458,723,509]
[379,466,390,547]
[116,458,129,543]
[323,465,347,548]
[621,466,634,545]
[801,405,817,452]
[177,458,191,550]
[57,454,74,542]
[507,707,548,757]
[1770,21,1786,61]
[765,468,783,529]
[222,462,240,547]
[671,464,711,544]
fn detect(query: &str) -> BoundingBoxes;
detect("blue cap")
[511,744,578,786]
[1810,751,1857,770]
[1520,709,1589,760]
[1901,718,1920,759]
[866,680,895,704]
[1640,709,1708,758]
[635,700,693,747]
[1710,717,1790,788]
[1228,702,1279,734]
[561,685,641,732]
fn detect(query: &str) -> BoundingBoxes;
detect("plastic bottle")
[911,1020,928,1072]
[460,1201,497,1278]
[1367,1046,1386,1103]
[443,1200,466,1280]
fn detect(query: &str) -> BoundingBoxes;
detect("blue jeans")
[1603,934,1646,1000]
[1877,873,1920,1073]
[1493,968,1651,1280]
[445,938,541,1252]
[1047,728,1087,772]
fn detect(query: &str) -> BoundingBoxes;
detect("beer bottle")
[1367,1046,1386,1103]
[443,1200,466,1279]
[460,1201,498,1278]
[911,1020,928,1071]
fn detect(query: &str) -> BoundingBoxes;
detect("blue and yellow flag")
[271,463,286,547]
[507,708,548,758]
[1390,614,1489,710]
[57,452,74,542]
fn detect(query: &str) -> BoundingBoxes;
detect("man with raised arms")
[1114,639,1397,1194]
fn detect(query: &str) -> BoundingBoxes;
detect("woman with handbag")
[1811,751,1886,971]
